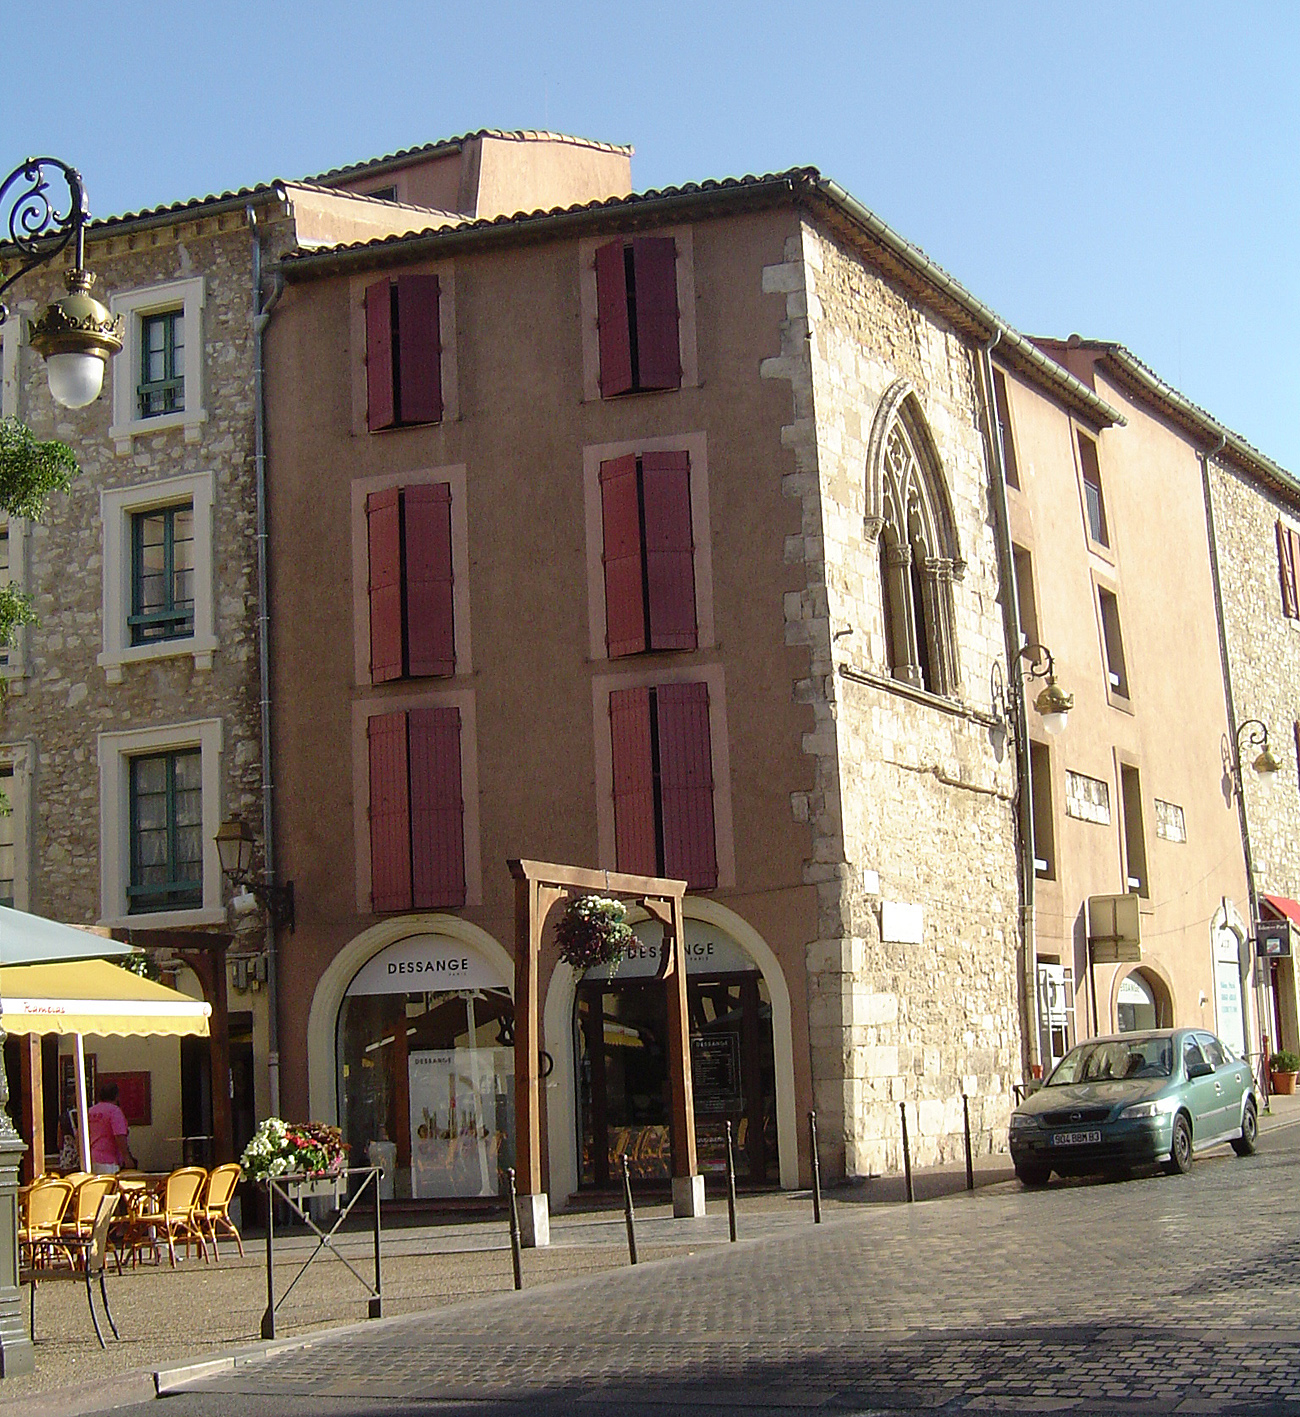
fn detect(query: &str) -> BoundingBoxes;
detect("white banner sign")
[346,935,507,996]
[585,918,752,981]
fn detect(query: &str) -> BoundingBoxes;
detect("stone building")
[262,151,1140,1204]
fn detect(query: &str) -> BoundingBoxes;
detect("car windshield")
[1047,1037,1173,1084]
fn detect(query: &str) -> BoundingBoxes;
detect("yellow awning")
[0,958,211,1038]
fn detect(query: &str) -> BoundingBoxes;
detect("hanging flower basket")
[555,895,633,971]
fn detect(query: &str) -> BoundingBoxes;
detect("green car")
[1009,1028,1259,1186]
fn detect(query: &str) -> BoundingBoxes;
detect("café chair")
[24,1192,122,1349]
[18,1178,74,1270]
[196,1162,244,1261]
[129,1166,209,1267]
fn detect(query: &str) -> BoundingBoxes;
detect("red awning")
[1262,894,1300,928]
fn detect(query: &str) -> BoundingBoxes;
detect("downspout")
[1199,434,1267,1086]
[977,329,1041,1082]
[248,202,285,1117]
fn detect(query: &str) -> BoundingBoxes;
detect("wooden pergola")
[508,859,704,1246]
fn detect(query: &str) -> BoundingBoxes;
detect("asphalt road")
[113,1118,1300,1416]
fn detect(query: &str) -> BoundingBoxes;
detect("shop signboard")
[586,919,752,981]
[691,1033,742,1114]
[1256,919,1293,960]
[407,1046,511,1199]
[346,935,506,995]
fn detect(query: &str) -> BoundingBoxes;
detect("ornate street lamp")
[216,816,295,932]
[0,158,122,408]
[1013,643,1074,736]
[1227,718,1281,797]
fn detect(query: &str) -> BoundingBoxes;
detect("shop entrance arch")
[1116,966,1174,1032]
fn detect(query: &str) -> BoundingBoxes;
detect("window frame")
[1029,741,1056,880]
[98,719,225,928]
[0,513,29,683]
[1076,431,1109,549]
[99,472,216,681]
[1119,761,1150,900]
[127,746,204,914]
[992,368,1021,490]
[138,308,185,419]
[129,501,196,646]
[109,277,206,450]
[1097,585,1131,703]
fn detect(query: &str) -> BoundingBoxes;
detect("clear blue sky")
[8,2,1297,470]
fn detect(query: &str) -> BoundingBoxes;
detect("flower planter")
[1271,1070,1297,1096]
[286,1175,347,1206]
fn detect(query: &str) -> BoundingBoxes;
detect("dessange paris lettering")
[387,957,471,975]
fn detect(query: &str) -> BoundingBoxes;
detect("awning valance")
[0,959,210,1038]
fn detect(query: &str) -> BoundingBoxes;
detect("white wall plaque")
[880,901,924,944]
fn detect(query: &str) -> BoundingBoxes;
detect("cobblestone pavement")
[107,1113,1300,1416]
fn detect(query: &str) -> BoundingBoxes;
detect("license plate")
[1051,1130,1102,1146]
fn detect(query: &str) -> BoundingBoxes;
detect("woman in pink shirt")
[87,1081,137,1174]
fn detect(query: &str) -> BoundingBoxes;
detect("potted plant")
[240,1118,349,1205]
[554,894,634,972]
[1269,1051,1300,1096]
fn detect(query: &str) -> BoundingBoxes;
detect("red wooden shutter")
[368,711,412,912]
[656,681,717,889]
[609,687,657,876]
[1291,530,1300,619]
[395,274,442,425]
[366,488,404,682]
[404,483,454,676]
[595,240,634,397]
[408,705,465,909]
[365,279,396,431]
[631,237,680,391]
[600,454,646,657]
[1279,522,1298,618]
[641,450,697,650]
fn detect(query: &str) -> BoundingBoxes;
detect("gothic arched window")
[865,382,964,698]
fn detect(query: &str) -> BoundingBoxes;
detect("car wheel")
[1014,1162,1051,1187]
[1231,1101,1259,1157]
[1163,1113,1193,1175]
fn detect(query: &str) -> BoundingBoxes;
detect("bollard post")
[506,1166,524,1291]
[808,1109,822,1223]
[621,1155,639,1265]
[370,1167,383,1318]
[261,1178,276,1339]
[724,1120,738,1243]
[962,1093,974,1193]
[900,1101,914,1204]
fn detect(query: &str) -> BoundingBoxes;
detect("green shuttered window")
[138,309,185,418]
[130,503,195,645]
[128,749,202,912]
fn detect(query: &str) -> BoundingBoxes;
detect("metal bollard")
[621,1155,639,1265]
[724,1120,738,1243]
[962,1093,974,1193]
[506,1166,523,1291]
[808,1110,822,1223]
[900,1101,914,1203]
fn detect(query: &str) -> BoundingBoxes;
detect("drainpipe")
[248,202,285,1117]
[977,329,1041,1082]
[1199,433,1266,1080]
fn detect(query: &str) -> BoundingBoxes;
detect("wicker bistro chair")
[128,1167,210,1267]
[196,1162,244,1261]
[18,1178,74,1269]
[60,1175,117,1247]
[23,1192,122,1348]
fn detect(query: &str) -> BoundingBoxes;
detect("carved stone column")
[921,556,961,697]
[883,540,923,688]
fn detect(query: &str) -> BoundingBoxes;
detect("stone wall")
[762,218,1021,1176]
[1208,459,1300,903]
[0,205,283,952]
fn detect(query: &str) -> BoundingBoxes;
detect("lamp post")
[0,158,122,408]
[0,157,119,1378]
[1230,719,1281,793]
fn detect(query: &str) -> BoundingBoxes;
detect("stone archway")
[1113,964,1175,1032]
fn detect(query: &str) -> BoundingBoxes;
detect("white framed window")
[99,471,216,682]
[98,718,225,928]
[108,277,207,451]
[0,514,32,686]
[0,740,34,911]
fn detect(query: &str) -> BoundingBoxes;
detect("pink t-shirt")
[87,1101,128,1166]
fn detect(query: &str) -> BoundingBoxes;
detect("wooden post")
[19,1035,43,1183]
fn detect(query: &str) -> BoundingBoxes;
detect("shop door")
[577,971,776,1187]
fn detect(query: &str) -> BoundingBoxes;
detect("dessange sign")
[585,918,752,980]
[346,935,507,996]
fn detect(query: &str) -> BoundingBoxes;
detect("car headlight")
[1119,1097,1179,1119]
[1009,1113,1039,1130]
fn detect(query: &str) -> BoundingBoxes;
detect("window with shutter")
[599,451,696,658]
[608,681,716,889]
[368,706,465,913]
[366,274,442,431]
[594,237,680,397]
[366,484,455,682]
[1279,521,1299,620]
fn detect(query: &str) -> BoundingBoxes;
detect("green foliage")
[116,951,160,981]
[0,416,78,520]
[1270,1050,1300,1073]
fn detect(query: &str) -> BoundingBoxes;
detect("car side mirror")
[1187,1061,1213,1080]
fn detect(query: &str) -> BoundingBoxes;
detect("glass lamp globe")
[45,350,104,408]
